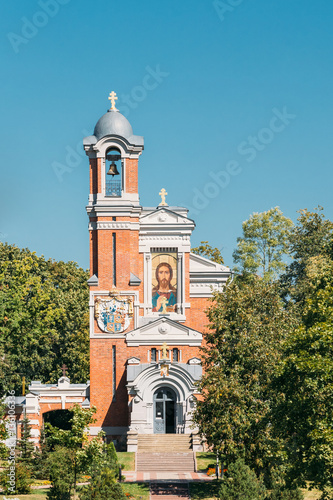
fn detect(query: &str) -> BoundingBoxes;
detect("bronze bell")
[107,162,120,176]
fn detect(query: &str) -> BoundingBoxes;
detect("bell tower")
[83,93,144,438]
[83,92,144,291]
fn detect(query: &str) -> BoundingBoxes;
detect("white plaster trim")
[89,222,140,231]
[126,317,202,347]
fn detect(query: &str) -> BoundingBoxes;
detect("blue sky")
[1,0,332,270]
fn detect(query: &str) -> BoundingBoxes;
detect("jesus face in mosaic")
[157,264,171,292]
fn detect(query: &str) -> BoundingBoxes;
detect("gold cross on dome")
[108,91,118,110]
[159,188,168,206]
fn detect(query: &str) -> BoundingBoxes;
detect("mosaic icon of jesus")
[152,262,177,313]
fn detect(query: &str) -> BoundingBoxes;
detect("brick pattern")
[87,143,211,435]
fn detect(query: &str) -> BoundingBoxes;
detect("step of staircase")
[136,452,195,472]
[150,482,190,499]
[137,434,192,453]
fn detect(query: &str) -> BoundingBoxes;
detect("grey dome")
[94,109,133,141]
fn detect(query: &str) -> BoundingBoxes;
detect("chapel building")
[6,94,231,452]
[82,93,231,450]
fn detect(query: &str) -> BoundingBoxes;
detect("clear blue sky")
[1,0,332,270]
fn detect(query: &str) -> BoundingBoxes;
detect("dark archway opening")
[43,409,73,431]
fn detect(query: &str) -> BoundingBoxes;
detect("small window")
[172,348,179,362]
[151,348,157,362]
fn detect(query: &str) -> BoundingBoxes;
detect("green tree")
[233,207,293,281]
[272,256,333,498]
[0,243,90,395]
[46,446,75,500]
[194,276,297,480]
[218,459,266,500]
[79,468,126,500]
[45,404,98,497]
[17,414,35,469]
[280,207,333,306]
[192,241,224,264]
[0,400,8,459]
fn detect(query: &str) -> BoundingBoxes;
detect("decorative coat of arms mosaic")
[95,290,133,334]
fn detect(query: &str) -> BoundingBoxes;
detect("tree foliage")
[44,405,120,498]
[192,240,224,264]
[46,446,75,500]
[280,207,333,306]
[194,276,297,478]
[17,414,35,469]
[0,243,90,395]
[79,468,126,500]
[273,254,333,498]
[218,459,266,500]
[233,207,293,281]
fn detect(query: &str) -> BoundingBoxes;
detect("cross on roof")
[161,342,169,359]
[108,91,118,111]
[61,364,68,377]
[159,188,168,206]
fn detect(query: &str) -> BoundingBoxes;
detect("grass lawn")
[196,452,216,472]
[1,488,49,500]
[190,481,322,500]
[122,482,150,499]
[2,483,150,500]
[117,451,135,471]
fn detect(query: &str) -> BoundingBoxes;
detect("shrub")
[219,459,266,500]
[269,488,304,499]
[46,446,75,500]
[0,463,32,495]
[79,468,126,500]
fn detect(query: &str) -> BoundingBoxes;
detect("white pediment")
[127,357,140,365]
[188,357,202,365]
[190,253,230,273]
[126,317,202,346]
[140,208,194,226]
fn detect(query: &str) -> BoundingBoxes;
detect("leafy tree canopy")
[280,207,333,306]
[273,254,333,497]
[0,243,90,395]
[233,207,293,281]
[191,241,224,264]
[194,276,297,478]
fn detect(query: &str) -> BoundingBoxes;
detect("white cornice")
[89,221,140,231]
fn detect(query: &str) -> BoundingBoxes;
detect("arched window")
[105,147,122,197]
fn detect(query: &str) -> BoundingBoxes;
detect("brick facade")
[5,99,230,451]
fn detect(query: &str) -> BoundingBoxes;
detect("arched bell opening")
[105,147,122,197]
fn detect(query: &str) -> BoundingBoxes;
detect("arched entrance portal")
[153,387,176,434]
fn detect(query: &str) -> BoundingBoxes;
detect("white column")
[145,253,152,315]
[177,253,183,314]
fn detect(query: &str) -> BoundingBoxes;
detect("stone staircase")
[136,434,195,472]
